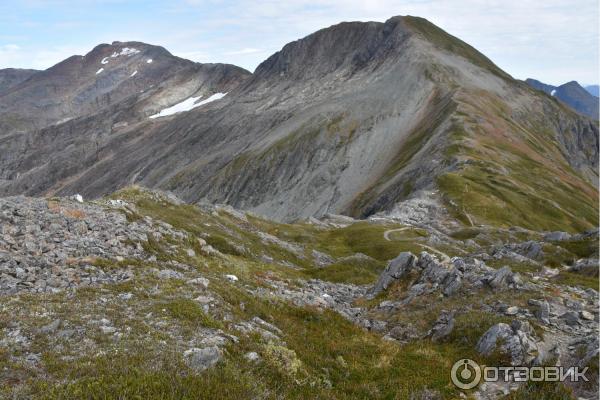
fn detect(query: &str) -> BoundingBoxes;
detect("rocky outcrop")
[368,252,416,296]
[369,251,523,303]
[476,321,538,365]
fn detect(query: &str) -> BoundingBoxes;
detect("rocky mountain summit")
[0,188,597,399]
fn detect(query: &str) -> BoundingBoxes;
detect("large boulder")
[368,252,415,297]
[476,321,538,365]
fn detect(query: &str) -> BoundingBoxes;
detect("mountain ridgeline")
[526,78,599,119]
[0,16,597,232]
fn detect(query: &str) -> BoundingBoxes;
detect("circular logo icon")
[451,359,482,390]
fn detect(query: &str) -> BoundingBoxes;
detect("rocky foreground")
[0,188,598,399]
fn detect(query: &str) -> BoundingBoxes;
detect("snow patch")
[551,89,556,96]
[146,59,153,64]
[111,47,140,58]
[149,92,227,119]
[130,70,138,77]
[101,57,109,65]
[96,68,104,75]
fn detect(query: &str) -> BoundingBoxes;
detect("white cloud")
[175,0,598,83]
[0,44,91,70]
[224,47,263,55]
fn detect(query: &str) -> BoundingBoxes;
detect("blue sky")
[0,0,598,85]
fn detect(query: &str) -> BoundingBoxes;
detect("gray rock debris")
[0,196,153,295]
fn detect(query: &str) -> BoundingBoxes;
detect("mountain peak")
[252,16,412,82]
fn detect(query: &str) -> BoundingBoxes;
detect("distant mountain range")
[0,16,597,232]
[585,84,599,97]
[525,79,599,119]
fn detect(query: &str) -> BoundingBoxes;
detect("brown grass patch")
[62,208,86,219]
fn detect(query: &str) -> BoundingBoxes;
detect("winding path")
[383,226,452,262]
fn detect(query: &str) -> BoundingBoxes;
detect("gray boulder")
[312,249,334,267]
[429,310,455,342]
[368,252,415,296]
[385,323,421,343]
[544,231,571,241]
[183,346,222,372]
[487,266,518,289]
[528,299,550,324]
[559,311,580,326]
[442,270,462,296]
[476,321,538,365]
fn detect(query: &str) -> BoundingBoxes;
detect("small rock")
[100,326,116,334]
[39,319,61,334]
[244,351,261,362]
[155,269,183,280]
[187,277,210,289]
[505,306,519,316]
[580,311,594,321]
[186,248,196,257]
[183,346,222,372]
[194,295,213,304]
[429,310,455,342]
[560,311,580,326]
[544,231,571,241]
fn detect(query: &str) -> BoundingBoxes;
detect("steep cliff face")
[0,17,597,231]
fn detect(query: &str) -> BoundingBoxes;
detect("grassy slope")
[1,189,591,399]
[389,17,600,233]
